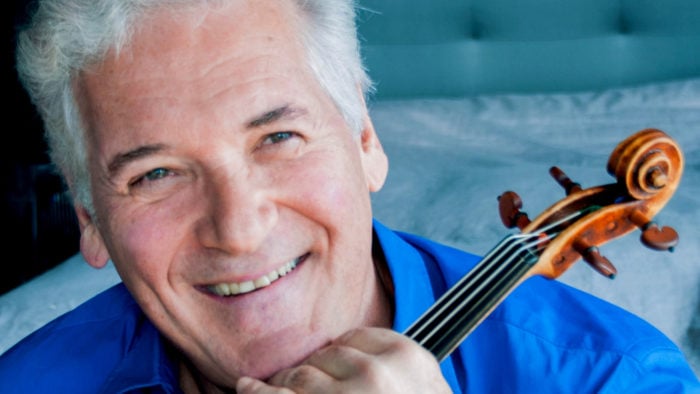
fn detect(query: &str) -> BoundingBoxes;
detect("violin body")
[406,128,684,360]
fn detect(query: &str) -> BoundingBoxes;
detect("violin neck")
[404,234,539,361]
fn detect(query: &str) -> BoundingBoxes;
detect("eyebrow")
[105,106,306,177]
[246,105,307,129]
[107,143,167,177]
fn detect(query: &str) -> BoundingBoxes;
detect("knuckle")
[282,364,318,389]
[385,334,418,356]
[352,352,387,385]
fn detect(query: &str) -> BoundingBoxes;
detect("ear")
[75,205,110,268]
[358,113,389,192]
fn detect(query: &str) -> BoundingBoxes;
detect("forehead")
[98,0,305,82]
[76,0,320,135]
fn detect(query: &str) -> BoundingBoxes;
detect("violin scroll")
[607,129,683,200]
[497,128,683,280]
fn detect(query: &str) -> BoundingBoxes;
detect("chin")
[224,329,331,381]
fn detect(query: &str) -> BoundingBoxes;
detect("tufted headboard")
[357,0,700,99]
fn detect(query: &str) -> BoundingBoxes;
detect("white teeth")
[208,257,300,296]
[253,276,271,288]
[214,283,230,296]
[238,281,255,294]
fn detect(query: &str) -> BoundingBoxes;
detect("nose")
[196,168,277,255]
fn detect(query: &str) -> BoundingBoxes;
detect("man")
[1,0,698,392]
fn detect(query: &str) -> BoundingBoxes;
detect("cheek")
[121,220,171,259]
[100,197,194,279]
[284,151,369,222]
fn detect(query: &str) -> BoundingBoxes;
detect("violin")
[404,128,684,361]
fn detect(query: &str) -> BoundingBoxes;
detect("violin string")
[405,228,559,341]
[415,234,556,358]
[407,209,590,350]
[404,235,520,339]
[406,234,537,342]
[409,234,550,349]
[405,209,591,351]
[428,255,535,360]
[414,209,596,358]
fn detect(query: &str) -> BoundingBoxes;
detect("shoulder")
[392,228,699,392]
[469,274,700,392]
[0,284,151,393]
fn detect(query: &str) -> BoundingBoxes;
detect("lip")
[201,253,309,297]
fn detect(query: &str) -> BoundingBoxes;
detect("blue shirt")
[0,221,698,393]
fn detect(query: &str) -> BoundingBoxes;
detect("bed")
[2,0,700,376]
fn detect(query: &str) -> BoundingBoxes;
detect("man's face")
[75,0,389,386]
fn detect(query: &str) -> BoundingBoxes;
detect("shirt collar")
[373,220,463,390]
[373,220,445,332]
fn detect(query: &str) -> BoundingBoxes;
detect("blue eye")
[263,131,294,145]
[130,167,172,187]
[144,168,171,181]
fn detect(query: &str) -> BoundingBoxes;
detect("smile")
[207,255,305,296]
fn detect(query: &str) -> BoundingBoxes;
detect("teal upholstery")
[357,0,700,99]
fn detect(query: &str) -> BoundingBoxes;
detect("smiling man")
[75,1,394,385]
[1,0,699,393]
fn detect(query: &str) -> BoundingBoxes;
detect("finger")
[331,327,448,391]
[309,327,437,382]
[236,376,296,394]
[303,343,370,380]
[333,327,393,351]
[267,364,337,393]
[334,327,425,359]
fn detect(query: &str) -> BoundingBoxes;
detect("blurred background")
[2,0,80,295]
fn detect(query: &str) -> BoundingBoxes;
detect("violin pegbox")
[497,128,683,280]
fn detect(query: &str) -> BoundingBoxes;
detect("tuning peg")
[640,224,679,252]
[498,191,531,230]
[630,211,678,252]
[629,210,679,252]
[574,241,618,279]
[549,166,582,195]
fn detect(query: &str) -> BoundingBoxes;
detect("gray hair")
[16,0,372,213]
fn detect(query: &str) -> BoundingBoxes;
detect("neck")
[367,230,396,329]
[178,353,231,394]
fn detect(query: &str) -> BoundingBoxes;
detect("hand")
[235,327,451,394]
